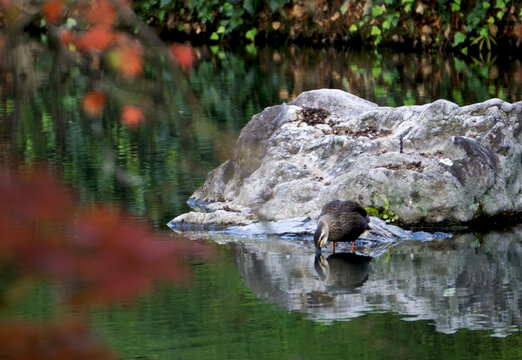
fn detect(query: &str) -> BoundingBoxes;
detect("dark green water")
[1,39,521,358]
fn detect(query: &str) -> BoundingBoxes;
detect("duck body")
[314,200,370,253]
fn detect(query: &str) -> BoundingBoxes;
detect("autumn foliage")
[42,0,64,25]
[0,167,208,358]
[171,43,196,71]
[0,320,118,360]
[83,90,106,116]
[0,1,203,358]
[120,105,145,128]
[0,167,206,303]
[11,0,197,127]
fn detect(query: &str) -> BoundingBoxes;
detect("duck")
[314,200,370,254]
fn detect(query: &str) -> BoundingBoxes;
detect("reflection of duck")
[314,253,372,289]
[314,200,370,254]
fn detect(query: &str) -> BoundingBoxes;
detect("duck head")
[314,217,329,252]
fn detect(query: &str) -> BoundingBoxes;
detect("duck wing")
[331,212,369,242]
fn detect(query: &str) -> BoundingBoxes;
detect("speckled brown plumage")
[314,200,370,252]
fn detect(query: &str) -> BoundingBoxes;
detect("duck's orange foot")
[351,241,355,252]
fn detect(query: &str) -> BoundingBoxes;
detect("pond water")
[1,40,522,359]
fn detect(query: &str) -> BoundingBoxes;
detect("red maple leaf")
[86,0,116,28]
[75,26,114,51]
[60,28,73,46]
[112,45,143,77]
[121,105,144,128]
[0,320,118,360]
[42,0,63,25]
[83,90,106,117]
[0,167,210,304]
[170,43,196,71]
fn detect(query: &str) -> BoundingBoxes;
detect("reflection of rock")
[171,89,522,227]
[194,226,522,336]
[314,253,371,290]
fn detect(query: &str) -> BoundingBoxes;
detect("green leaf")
[372,6,384,17]
[494,0,505,9]
[210,32,219,41]
[478,26,489,37]
[371,26,381,36]
[222,2,233,11]
[482,1,490,9]
[229,17,243,30]
[341,2,348,15]
[452,31,466,47]
[66,18,77,28]
[365,207,380,217]
[451,2,460,12]
[244,0,255,15]
[382,19,391,30]
[159,0,172,8]
[497,10,504,20]
[217,25,226,34]
[245,43,257,55]
[487,16,495,24]
[349,24,357,32]
[245,28,257,42]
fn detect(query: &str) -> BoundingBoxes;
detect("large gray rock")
[171,89,522,227]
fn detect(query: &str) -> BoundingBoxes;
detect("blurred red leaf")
[83,90,106,116]
[0,0,13,8]
[75,26,114,51]
[120,105,144,128]
[60,28,73,46]
[110,45,143,77]
[70,208,193,303]
[87,0,116,28]
[42,0,63,25]
[0,168,75,276]
[0,320,118,360]
[170,43,196,71]
[0,167,210,304]
[0,168,74,224]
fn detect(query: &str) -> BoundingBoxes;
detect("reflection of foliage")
[366,194,399,224]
